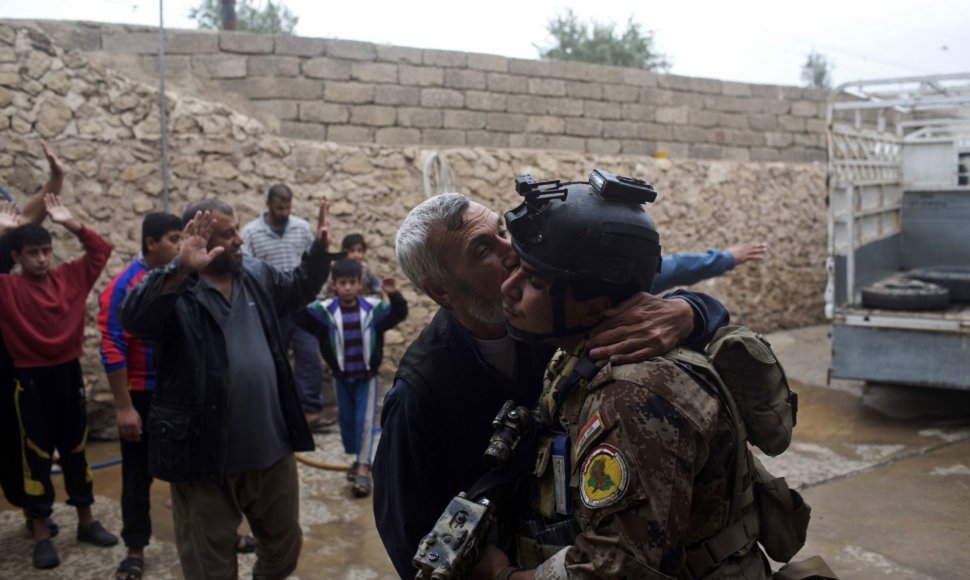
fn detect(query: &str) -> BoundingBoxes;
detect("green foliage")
[537,9,671,72]
[189,0,299,35]
[801,51,834,89]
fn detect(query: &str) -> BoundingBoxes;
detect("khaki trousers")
[171,453,302,580]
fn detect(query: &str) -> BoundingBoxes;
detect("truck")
[825,72,970,390]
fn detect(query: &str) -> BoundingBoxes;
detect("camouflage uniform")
[515,345,768,579]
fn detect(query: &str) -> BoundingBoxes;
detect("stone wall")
[0,22,827,411]
[6,19,829,162]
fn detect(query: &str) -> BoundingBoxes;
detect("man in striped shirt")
[241,184,331,431]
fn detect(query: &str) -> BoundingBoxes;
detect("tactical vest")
[514,346,605,569]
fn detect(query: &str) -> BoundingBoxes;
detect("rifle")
[412,400,533,579]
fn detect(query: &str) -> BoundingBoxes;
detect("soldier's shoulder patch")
[580,444,629,509]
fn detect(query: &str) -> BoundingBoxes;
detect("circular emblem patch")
[580,444,628,509]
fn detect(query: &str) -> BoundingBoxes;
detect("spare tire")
[861,279,949,311]
[907,266,970,302]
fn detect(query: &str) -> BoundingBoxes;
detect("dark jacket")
[121,244,336,483]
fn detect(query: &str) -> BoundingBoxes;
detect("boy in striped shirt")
[299,259,408,497]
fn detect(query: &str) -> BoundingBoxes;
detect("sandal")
[236,534,256,554]
[115,556,144,580]
[351,474,371,498]
[346,461,360,482]
[351,465,372,498]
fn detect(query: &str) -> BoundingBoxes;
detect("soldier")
[475,171,769,579]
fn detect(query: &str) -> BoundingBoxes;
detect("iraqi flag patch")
[575,411,605,460]
[580,444,629,509]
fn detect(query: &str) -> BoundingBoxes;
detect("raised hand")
[727,241,767,265]
[0,200,18,233]
[43,193,73,224]
[315,197,330,249]
[41,140,65,182]
[382,277,397,294]
[178,210,225,273]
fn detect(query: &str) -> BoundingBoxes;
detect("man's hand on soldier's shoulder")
[587,292,694,364]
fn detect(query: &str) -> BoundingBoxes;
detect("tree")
[537,9,671,72]
[801,51,834,89]
[189,0,299,35]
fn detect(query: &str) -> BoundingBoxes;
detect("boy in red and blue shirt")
[97,212,181,578]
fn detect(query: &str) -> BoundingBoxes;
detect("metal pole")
[221,0,238,31]
[158,0,170,212]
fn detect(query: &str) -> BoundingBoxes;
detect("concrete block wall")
[10,19,829,162]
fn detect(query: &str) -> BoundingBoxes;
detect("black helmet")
[504,169,662,340]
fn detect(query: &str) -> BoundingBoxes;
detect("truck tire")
[907,266,970,302]
[861,279,949,311]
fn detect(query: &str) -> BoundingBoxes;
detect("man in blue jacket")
[653,242,767,293]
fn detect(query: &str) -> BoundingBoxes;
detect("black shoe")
[33,539,60,569]
[25,516,60,538]
[77,520,118,547]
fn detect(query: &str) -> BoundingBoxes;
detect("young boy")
[300,258,407,497]
[0,141,62,536]
[325,233,383,299]
[0,194,117,569]
[98,212,181,580]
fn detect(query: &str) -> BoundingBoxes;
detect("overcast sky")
[3,0,968,88]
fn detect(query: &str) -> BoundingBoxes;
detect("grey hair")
[395,192,470,291]
[182,198,234,224]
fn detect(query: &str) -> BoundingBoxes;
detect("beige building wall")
[6,19,829,162]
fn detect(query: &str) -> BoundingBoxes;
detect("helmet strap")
[550,280,596,339]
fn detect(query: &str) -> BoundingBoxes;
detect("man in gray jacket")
[122,197,339,580]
